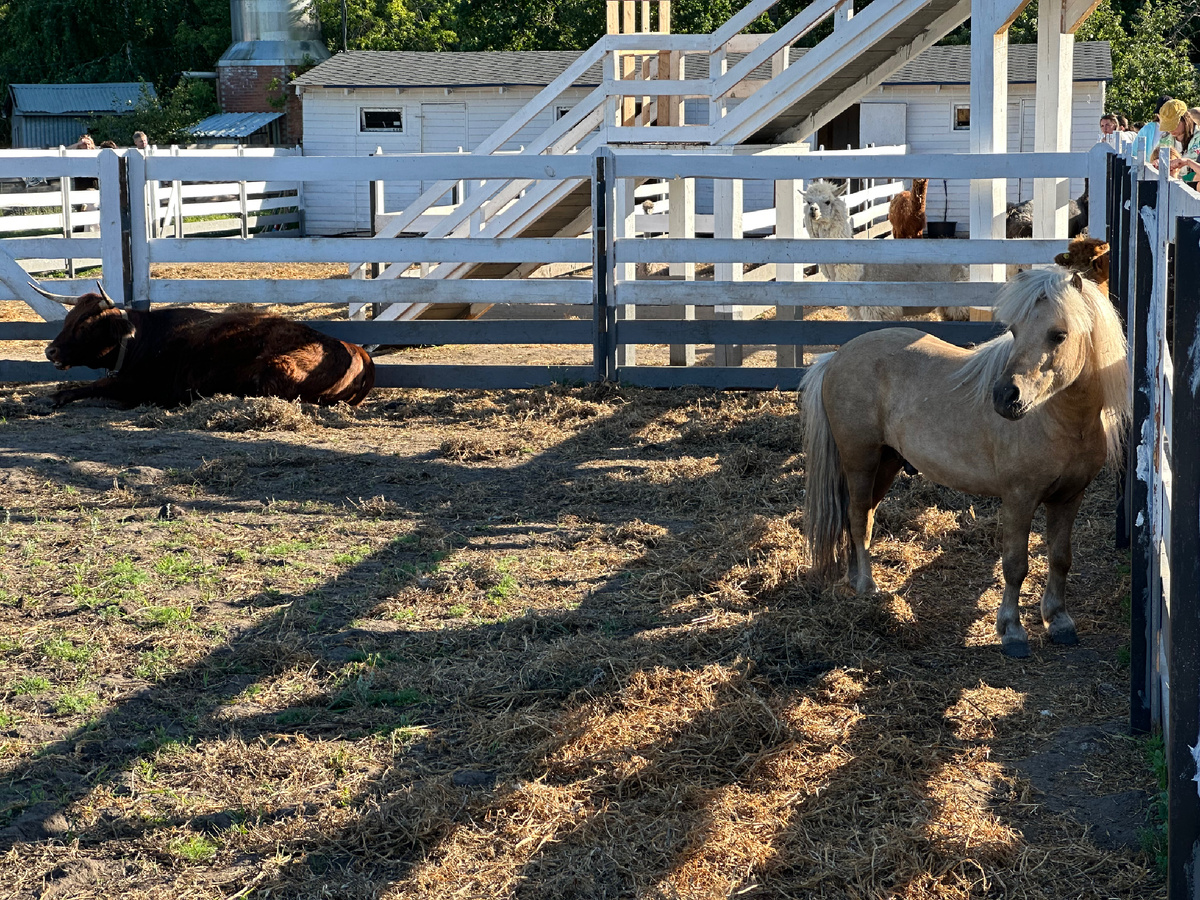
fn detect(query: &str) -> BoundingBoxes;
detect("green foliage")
[1004,0,1197,124]
[1104,0,1199,123]
[87,80,218,146]
[170,833,219,863]
[1139,732,1168,874]
[0,0,228,143]
[315,0,459,52]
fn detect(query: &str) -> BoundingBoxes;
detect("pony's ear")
[1070,272,1085,291]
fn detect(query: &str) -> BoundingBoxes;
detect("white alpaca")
[801,180,969,322]
[802,180,863,284]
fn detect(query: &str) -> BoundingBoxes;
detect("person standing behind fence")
[132,131,148,151]
[1134,95,1172,159]
[1169,108,1200,186]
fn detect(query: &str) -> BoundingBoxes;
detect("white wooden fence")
[0,144,1106,388]
[1110,143,1200,899]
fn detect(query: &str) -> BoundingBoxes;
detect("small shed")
[189,111,285,146]
[4,83,155,149]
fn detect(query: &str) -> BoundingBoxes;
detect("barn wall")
[301,85,593,235]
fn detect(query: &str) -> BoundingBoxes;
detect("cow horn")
[27,281,79,306]
[96,281,117,309]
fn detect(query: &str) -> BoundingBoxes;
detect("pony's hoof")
[1048,628,1079,646]
[1001,639,1031,659]
[1046,615,1079,645]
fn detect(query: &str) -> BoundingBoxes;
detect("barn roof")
[293,42,1111,91]
[4,82,155,116]
[189,111,283,139]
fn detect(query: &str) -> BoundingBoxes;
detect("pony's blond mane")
[953,267,1130,467]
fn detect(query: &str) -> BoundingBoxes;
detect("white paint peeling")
[1137,511,1145,527]
[1192,738,1200,796]
[1189,313,1200,397]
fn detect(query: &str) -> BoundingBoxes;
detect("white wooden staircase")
[366,0,975,322]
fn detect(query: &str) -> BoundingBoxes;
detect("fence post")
[713,176,743,367]
[238,146,249,239]
[614,162,636,368]
[593,149,613,383]
[668,176,695,366]
[775,176,803,368]
[171,145,183,239]
[1129,175,1157,735]
[126,149,151,310]
[96,149,130,306]
[1168,214,1200,900]
[58,146,74,278]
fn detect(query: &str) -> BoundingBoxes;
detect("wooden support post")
[615,173,637,367]
[775,177,803,367]
[1168,215,1200,900]
[58,146,75,277]
[1032,0,1073,240]
[170,145,184,239]
[969,0,1016,303]
[126,147,151,310]
[238,146,249,239]
[594,150,613,383]
[96,149,129,306]
[668,176,695,366]
[622,1,637,126]
[713,177,743,367]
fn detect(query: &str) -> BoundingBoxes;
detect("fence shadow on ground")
[0,387,1152,897]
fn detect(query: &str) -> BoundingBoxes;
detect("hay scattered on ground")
[0,384,1160,899]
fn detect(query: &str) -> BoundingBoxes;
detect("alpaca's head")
[802,180,851,238]
[912,178,928,205]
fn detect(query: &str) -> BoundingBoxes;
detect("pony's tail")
[801,354,849,582]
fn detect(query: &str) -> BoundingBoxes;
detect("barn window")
[953,104,970,131]
[555,106,573,120]
[360,108,404,132]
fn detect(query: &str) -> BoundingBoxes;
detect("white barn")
[294,42,1110,237]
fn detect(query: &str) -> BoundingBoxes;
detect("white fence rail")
[0,144,1107,389]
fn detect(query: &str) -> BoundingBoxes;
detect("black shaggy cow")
[40,283,374,408]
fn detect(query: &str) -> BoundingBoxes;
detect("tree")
[313,0,458,52]
[86,80,219,146]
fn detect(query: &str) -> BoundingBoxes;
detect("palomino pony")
[801,268,1129,657]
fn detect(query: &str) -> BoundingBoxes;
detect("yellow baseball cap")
[1159,99,1187,133]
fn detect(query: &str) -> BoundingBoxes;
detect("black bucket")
[925,221,957,239]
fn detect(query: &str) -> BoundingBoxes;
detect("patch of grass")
[0,710,18,728]
[137,601,193,629]
[276,708,318,726]
[53,691,97,716]
[1139,732,1168,875]
[170,834,218,863]
[134,647,175,681]
[12,676,50,695]
[447,603,469,618]
[41,637,94,666]
[333,546,372,566]
[155,552,202,581]
[328,684,421,711]
[106,558,149,589]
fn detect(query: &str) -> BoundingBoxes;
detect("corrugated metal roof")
[7,82,156,115]
[190,111,283,138]
[293,42,1111,90]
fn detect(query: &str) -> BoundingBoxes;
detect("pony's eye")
[1049,330,1068,345]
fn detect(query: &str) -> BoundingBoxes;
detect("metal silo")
[220,0,330,70]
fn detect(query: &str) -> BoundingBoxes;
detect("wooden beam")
[969,3,1009,282]
[1064,0,1102,32]
[1032,0,1074,240]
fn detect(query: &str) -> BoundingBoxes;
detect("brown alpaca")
[888,178,928,239]
[1054,236,1110,295]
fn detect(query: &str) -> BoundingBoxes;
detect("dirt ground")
[0,370,1161,898]
[0,267,1162,898]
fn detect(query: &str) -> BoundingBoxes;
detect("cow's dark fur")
[45,294,374,408]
